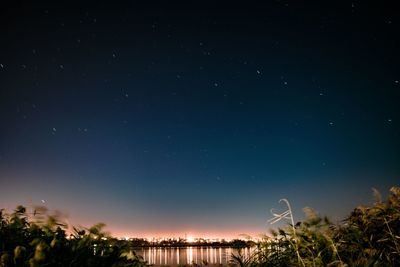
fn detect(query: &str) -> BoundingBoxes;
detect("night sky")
[1,1,399,239]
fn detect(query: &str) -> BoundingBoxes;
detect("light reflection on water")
[133,247,254,266]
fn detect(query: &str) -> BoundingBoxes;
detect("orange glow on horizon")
[0,202,265,240]
[108,229,264,240]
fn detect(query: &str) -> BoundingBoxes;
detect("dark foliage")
[230,186,400,266]
[0,206,148,267]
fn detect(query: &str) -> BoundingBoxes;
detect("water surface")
[133,247,253,266]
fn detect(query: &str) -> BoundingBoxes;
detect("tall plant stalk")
[268,198,305,267]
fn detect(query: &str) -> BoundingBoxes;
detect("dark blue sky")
[1,1,399,238]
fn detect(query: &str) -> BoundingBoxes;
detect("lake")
[133,246,254,266]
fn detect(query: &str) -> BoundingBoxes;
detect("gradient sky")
[0,1,399,239]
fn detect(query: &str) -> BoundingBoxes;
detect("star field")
[0,1,399,238]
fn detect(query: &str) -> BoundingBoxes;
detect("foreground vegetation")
[1,186,399,266]
[231,186,400,266]
[0,206,148,267]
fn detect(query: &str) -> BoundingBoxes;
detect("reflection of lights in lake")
[187,247,193,264]
[136,247,255,265]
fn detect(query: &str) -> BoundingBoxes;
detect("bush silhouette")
[230,186,400,266]
[0,206,148,267]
